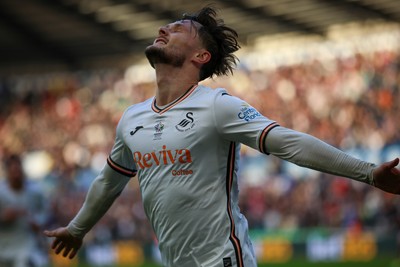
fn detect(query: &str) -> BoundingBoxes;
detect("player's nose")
[158,25,168,36]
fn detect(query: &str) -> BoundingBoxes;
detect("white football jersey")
[107,84,278,267]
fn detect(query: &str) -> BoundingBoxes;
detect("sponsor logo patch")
[238,102,261,122]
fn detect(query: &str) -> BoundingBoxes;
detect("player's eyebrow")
[163,20,198,37]
[176,19,202,34]
[174,22,185,29]
[166,21,186,31]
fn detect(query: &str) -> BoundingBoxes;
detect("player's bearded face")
[145,45,185,68]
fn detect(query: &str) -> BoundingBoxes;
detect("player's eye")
[171,27,182,33]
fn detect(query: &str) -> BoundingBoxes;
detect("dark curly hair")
[182,6,240,81]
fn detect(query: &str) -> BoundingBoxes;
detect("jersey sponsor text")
[133,145,192,169]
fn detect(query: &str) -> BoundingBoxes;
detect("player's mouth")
[154,37,168,45]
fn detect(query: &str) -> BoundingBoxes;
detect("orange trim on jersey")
[259,122,279,154]
[226,142,244,267]
[151,85,198,115]
[107,156,137,177]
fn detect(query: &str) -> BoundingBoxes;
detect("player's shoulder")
[115,98,152,134]
[120,98,152,118]
[126,97,152,112]
[197,84,228,94]
[195,85,247,112]
[195,85,232,101]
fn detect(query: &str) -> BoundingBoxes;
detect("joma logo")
[133,145,192,169]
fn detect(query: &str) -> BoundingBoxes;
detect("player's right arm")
[43,164,132,259]
[44,111,137,259]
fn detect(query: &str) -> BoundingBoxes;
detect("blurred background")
[1,0,400,266]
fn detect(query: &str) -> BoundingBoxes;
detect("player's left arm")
[264,126,400,194]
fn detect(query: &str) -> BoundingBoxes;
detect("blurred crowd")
[0,48,400,262]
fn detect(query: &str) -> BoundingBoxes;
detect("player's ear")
[193,49,211,64]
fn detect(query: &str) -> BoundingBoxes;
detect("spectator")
[0,154,49,267]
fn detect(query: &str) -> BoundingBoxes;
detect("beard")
[145,45,185,68]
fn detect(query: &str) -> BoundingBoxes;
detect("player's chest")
[122,108,213,153]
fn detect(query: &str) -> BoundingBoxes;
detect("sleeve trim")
[107,156,137,177]
[259,122,280,154]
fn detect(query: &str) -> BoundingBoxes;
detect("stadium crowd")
[0,48,400,263]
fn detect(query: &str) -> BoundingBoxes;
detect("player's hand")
[44,227,83,259]
[373,158,400,194]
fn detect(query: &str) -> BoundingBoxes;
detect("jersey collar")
[152,84,198,114]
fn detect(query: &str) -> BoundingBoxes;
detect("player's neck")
[154,65,199,106]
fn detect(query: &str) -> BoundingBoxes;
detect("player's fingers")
[387,158,400,169]
[69,248,78,259]
[385,158,400,177]
[51,238,62,250]
[62,246,73,258]
[55,242,66,255]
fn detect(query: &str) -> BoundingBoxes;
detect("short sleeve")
[107,114,137,178]
[213,90,279,153]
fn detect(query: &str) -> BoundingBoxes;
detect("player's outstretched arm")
[264,126,400,190]
[44,164,131,260]
[43,227,82,259]
[373,158,400,194]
